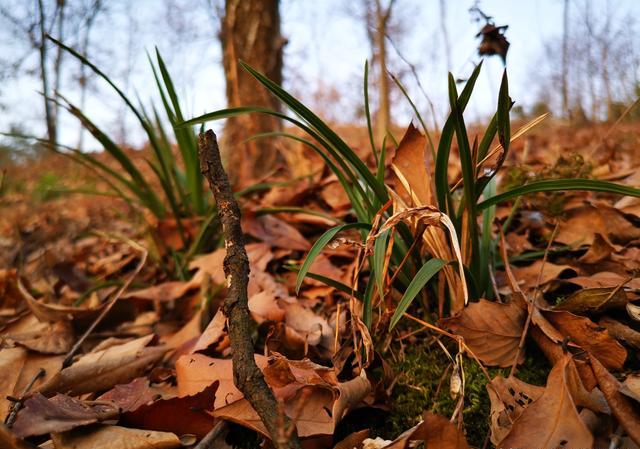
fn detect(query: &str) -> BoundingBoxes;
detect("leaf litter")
[2,120,640,448]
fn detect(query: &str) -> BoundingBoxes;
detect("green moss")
[383,342,550,447]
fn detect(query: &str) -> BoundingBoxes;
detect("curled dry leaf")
[441,299,526,367]
[12,393,119,437]
[509,261,575,291]
[487,375,544,445]
[18,279,105,323]
[51,425,182,449]
[589,354,640,445]
[244,214,310,251]
[554,287,629,314]
[37,335,168,396]
[381,411,470,449]
[599,317,640,350]
[544,310,627,370]
[497,355,594,449]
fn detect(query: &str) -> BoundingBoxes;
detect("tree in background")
[220,0,285,186]
[364,0,396,145]
[537,0,639,122]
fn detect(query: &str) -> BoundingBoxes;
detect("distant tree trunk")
[561,0,569,119]
[220,0,284,186]
[373,0,391,144]
[38,0,57,147]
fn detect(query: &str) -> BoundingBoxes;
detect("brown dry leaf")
[9,321,74,354]
[333,429,370,449]
[18,280,104,323]
[545,310,627,370]
[12,393,119,437]
[0,347,27,420]
[498,355,594,449]
[510,261,575,290]
[390,123,433,207]
[441,299,526,367]
[621,374,640,403]
[244,214,310,251]
[563,272,640,290]
[381,411,470,449]
[51,425,181,449]
[118,381,217,439]
[555,204,640,247]
[0,423,34,449]
[578,233,618,263]
[590,354,640,445]
[281,301,335,349]
[554,287,629,314]
[487,375,544,445]
[37,335,168,396]
[599,317,640,350]
[191,309,227,353]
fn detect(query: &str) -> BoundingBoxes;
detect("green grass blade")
[296,223,371,293]
[479,178,497,297]
[448,73,479,276]
[389,258,447,330]
[364,60,378,163]
[435,62,483,212]
[239,61,389,207]
[497,70,511,151]
[363,272,376,328]
[286,266,364,301]
[373,229,391,302]
[478,179,640,210]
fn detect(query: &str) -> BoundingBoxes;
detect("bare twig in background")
[198,130,301,449]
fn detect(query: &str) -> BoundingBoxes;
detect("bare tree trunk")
[38,0,57,146]
[374,0,391,144]
[220,0,284,186]
[52,0,65,144]
[561,0,569,119]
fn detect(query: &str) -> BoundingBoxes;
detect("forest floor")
[2,119,640,449]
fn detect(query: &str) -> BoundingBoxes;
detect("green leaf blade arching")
[389,258,447,330]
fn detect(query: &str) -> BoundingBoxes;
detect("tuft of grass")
[179,61,640,331]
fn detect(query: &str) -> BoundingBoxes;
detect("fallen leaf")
[9,321,74,354]
[554,287,629,314]
[381,411,470,449]
[599,317,640,349]
[555,204,640,247]
[590,354,640,445]
[37,335,168,396]
[51,425,181,449]
[441,299,526,367]
[487,375,544,445]
[499,355,594,449]
[244,214,310,251]
[0,423,33,449]
[545,310,627,370]
[12,393,119,437]
[510,261,575,290]
[390,123,434,207]
[0,347,27,420]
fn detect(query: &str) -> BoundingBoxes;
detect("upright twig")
[198,130,300,449]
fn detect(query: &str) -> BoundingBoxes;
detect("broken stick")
[198,130,300,449]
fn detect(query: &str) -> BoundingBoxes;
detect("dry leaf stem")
[198,130,301,449]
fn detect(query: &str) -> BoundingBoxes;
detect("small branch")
[198,130,300,449]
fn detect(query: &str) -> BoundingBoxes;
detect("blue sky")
[1,0,638,150]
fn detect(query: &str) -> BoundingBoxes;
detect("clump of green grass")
[180,61,640,330]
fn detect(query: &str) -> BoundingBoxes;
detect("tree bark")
[220,0,284,186]
[374,0,391,144]
[198,130,300,449]
[561,0,569,120]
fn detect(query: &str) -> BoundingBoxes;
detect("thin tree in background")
[220,0,284,186]
[561,0,569,119]
[367,0,395,144]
